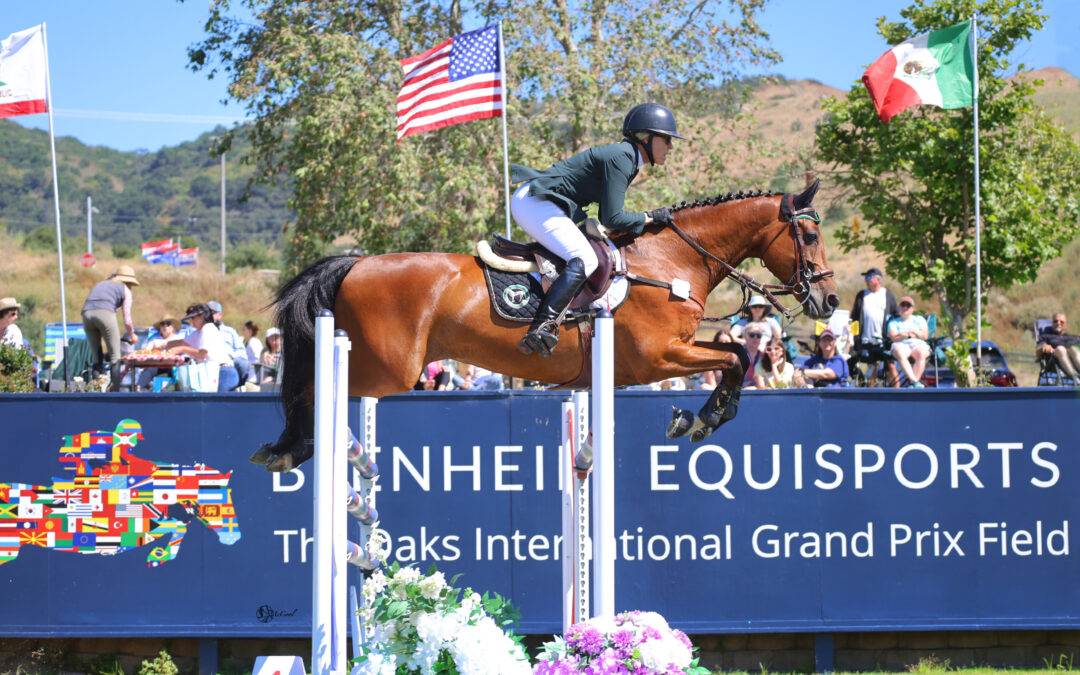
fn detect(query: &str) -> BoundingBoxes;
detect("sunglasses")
[865,275,876,281]
[900,302,913,308]
[747,332,763,339]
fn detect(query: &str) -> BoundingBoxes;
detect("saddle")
[477,220,622,323]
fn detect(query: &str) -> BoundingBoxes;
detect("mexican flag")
[862,21,974,123]
[0,24,48,119]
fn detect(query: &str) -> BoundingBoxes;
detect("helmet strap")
[630,132,657,166]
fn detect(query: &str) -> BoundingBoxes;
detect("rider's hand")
[646,207,674,227]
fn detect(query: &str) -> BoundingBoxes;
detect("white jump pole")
[561,390,590,632]
[592,309,615,618]
[313,309,341,674]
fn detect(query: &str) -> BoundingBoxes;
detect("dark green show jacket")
[510,140,647,235]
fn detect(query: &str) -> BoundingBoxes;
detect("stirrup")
[519,321,560,357]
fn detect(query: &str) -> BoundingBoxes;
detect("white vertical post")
[313,309,337,675]
[497,21,511,239]
[592,310,615,617]
[41,24,69,363]
[331,327,351,673]
[971,15,983,369]
[220,151,227,276]
[561,392,590,632]
[86,196,92,254]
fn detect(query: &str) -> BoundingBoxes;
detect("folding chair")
[1035,318,1076,386]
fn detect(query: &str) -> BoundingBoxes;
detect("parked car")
[921,340,1018,388]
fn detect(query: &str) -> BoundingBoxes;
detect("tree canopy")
[186,0,780,274]
[814,0,1080,336]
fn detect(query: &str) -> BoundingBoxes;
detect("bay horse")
[252,180,838,472]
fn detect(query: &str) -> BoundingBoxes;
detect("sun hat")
[207,300,223,313]
[747,295,769,308]
[110,265,140,286]
[265,327,282,338]
[0,297,20,312]
[155,314,181,331]
[181,302,214,321]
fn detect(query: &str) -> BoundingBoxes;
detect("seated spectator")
[1037,312,1080,383]
[887,296,930,389]
[261,327,282,382]
[800,328,849,388]
[699,324,734,389]
[731,295,783,345]
[739,321,767,390]
[244,320,264,381]
[460,363,504,390]
[165,303,240,392]
[0,297,24,349]
[415,360,451,390]
[209,301,249,386]
[137,314,181,391]
[755,337,805,389]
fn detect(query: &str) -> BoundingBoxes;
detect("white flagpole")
[971,15,982,371]
[41,23,71,381]
[498,21,511,239]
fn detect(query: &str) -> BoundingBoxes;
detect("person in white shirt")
[730,295,783,345]
[849,267,901,387]
[0,297,24,349]
[243,321,265,381]
[165,303,240,392]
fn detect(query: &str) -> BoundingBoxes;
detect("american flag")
[397,25,503,141]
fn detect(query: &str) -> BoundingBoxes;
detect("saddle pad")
[484,267,544,323]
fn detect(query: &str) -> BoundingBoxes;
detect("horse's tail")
[272,255,361,431]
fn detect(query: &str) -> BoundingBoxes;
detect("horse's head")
[758,180,839,319]
[181,467,241,546]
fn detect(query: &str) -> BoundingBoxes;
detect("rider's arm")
[597,152,647,234]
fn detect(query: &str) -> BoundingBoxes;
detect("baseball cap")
[819,328,837,339]
[899,296,915,306]
[207,300,223,313]
[862,267,883,278]
[265,327,282,338]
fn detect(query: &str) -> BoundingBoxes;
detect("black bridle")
[664,192,834,320]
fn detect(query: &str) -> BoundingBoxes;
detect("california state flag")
[0,24,48,119]
[862,21,974,123]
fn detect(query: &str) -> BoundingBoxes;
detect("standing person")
[849,267,901,386]
[208,301,249,386]
[165,303,240,392]
[800,328,849,388]
[81,265,139,390]
[243,321,264,382]
[887,296,931,388]
[731,295,783,345]
[0,297,24,349]
[510,102,684,357]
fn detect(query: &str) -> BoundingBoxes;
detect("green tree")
[814,0,1080,336]
[186,0,779,275]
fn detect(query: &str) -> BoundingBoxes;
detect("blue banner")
[0,389,1078,637]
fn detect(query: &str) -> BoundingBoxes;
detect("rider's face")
[650,134,673,166]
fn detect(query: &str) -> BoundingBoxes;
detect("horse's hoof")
[665,408,696,439]
[265,452,295,473]
[690,425,717,444]
[249,444,275,466]
[721,390,741,422]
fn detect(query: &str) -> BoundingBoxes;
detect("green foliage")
[112,243,138,258]
[907,654,951,673]
[188,0,781,275]
[226,239,281,270]
[1044,653,1077,671]
[137,650,178,675]
[814,0,1080,338]
[0,343,35,393]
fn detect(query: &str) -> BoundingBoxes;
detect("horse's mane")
[670,189,777,214]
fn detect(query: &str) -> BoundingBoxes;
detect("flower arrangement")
[353,563,531,675]
[533,611,709,675]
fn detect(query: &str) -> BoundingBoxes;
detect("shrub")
[226,239,281,271]
[138,650,178,675]
[0,343,35,392]
[112,243,138,258]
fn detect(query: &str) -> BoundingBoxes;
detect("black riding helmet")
[622,102,685,165]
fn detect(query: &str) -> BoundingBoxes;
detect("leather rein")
[663,192,834,320]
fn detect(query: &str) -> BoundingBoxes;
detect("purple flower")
[641,627,661,641]
[573,626,607,656]
[611,629,637,658]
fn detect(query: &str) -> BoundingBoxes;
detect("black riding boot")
[519,257,588,357]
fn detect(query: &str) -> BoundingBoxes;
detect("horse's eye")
[803,229,819,244]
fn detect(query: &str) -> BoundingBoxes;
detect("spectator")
[415,360,451,390]
[849,267,901,387]
[731,295,783,345]
[755,337,805,389]
[243,321,264,381]
[165,302,240,392]
[739,321,767,389]
[1037,312,1080,383]
[800,328,849,388]
[0,297,24,349]
[699,324,734,389]
[887,296,930,389]
[136,314,181,391]
[208,300,249,386]
[261,327,283,382]
[460,363,504,390]
[81,265,139,390]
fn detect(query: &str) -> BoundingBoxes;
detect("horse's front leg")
[655,340,749,442]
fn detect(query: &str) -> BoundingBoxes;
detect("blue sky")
[4,0,1077,153]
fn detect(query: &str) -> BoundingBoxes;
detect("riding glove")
[647,207,674,227]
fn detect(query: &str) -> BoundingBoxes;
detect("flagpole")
[41,23,71,387]
[498,21,511,239]
[971,15,982,372]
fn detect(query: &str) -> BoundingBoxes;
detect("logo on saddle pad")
[0,418,241,568]
[502,284,531,309]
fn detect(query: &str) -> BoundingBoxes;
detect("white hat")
[0,297,20,312]
[748,295,769,308]
[266,327,282,338]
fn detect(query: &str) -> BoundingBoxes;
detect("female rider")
[510,102,683,357]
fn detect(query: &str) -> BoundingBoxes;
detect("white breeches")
[510,183,598,276]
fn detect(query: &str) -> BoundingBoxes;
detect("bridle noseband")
[664,192,834,320]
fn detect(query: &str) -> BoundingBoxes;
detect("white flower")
[393,566,421,585]
[351,652,396,675]
[419,570,446,599]
[638,632,692,671]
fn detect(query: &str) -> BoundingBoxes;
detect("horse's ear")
[793,179,820,210]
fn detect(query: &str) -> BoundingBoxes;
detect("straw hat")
[0,297,20,312]
[154,314,181,331]
[111,265,140,286]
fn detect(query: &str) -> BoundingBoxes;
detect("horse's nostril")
[826,293,840,308]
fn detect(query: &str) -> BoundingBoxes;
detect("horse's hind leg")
[249,382,315,472]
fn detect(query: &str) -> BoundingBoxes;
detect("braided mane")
[670,189,777,214]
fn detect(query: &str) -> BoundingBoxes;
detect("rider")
[509,102,684,357]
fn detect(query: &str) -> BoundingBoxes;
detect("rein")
[663,193,834,320]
